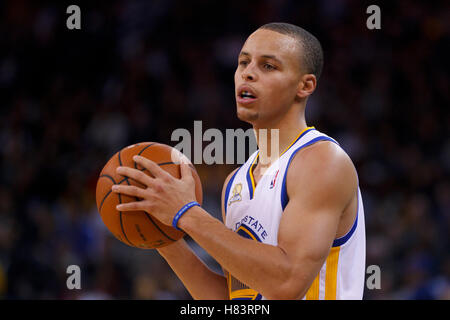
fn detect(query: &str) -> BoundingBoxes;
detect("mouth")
[236,85,258,104]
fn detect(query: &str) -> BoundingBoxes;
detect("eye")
[239,60,249,67]
[263,63,276,70]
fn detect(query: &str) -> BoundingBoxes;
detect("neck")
[253,106,307,168]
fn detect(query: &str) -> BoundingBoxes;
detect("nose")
[241,63,258,82]
[242,73,254,81]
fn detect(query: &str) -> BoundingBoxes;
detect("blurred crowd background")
[0,0,448,299]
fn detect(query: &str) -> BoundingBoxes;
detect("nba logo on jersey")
[269,170,279,189]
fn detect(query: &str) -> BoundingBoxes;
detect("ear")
[296,74,317,99]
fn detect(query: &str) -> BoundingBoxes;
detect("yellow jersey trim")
[325,246,340,300]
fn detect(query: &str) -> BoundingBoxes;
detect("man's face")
[234,29,303,126]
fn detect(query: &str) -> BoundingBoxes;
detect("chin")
[237,107,259,123]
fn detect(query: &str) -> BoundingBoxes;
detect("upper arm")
[220,167,240,282]
[277,141,357,298]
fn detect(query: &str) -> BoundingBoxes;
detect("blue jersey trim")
[288,127,316,151]
[246,164,254,199]
[224,167,241,216]
[246,153,259,200]
[237,224,262,242]
[280,136,339,211]
[332,189,359,247]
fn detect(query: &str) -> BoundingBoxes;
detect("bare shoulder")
[286,140,357,209]
[222,167,240,190]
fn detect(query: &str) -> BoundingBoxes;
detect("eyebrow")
[239,51,283,64]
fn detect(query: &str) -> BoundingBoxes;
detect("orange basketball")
[95,142,203,249]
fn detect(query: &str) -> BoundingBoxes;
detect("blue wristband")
[172,201,200,231]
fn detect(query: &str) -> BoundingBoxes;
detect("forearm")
[178,207,295,299]
[157,238,229,300]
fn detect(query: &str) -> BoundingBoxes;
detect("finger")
[133,155,172,180]
[111,184,147,198]
[116,166,154,187]
[116,200,149,212]
[180,161,193,182]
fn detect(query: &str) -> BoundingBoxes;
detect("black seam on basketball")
[118,192,134,247]
[157,162,195,170]
[157,161,177,166]
[99,175,137,212]
[118,151,133,187]
[143,212,177,242]
[99,174,117,184]
[99,190,112,212]
[99,175,137,246]
[118,174,147,188]
[98,175,117,211]
[119,212,134,247]
[118,150,123,166]
[135,143,157,169]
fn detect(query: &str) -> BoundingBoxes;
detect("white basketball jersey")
[224,127,366,300]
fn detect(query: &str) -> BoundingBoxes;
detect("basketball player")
[112,22,366,300]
